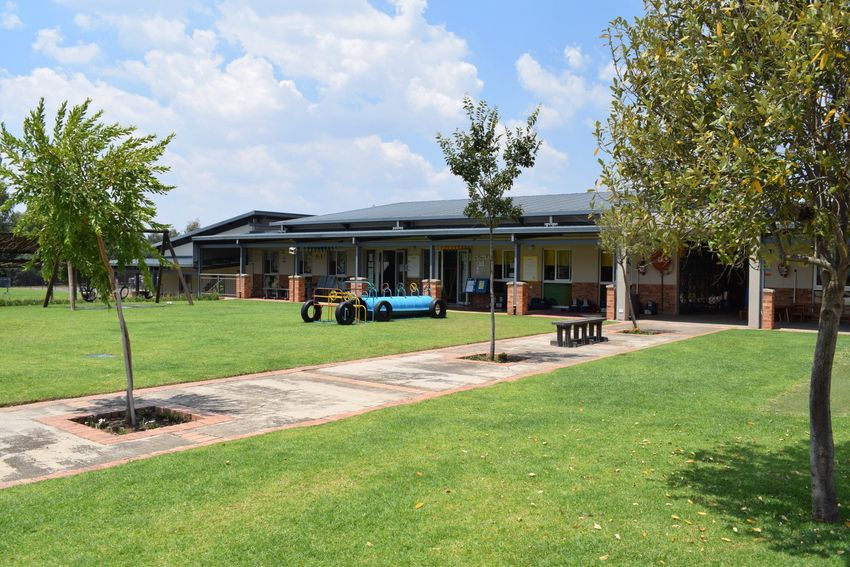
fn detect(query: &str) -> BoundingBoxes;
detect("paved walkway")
[0,319,733,489]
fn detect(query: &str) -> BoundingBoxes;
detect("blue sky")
[0,0,643,229]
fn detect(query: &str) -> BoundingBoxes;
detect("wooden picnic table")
[551,316,608,348]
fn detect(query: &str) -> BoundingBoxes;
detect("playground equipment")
[301,281,448,325]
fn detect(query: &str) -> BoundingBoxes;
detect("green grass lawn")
[0,300,556,406]
[0,330,847,565]
[0,286,68,303]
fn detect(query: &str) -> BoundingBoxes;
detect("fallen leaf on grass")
[594,523,603,530]
[415,471,424,477]
[415,502,425,509]
[721,537,732,543]
[751,528,762,533]
[697,511,707,516]
[365,542,373,547]
[614,534,621,540]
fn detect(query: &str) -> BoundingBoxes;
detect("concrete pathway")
[0,319,733,489]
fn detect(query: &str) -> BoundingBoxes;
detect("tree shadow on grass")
[668,440,850,560]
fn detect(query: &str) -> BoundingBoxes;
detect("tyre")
[374,300,393,322]
[428,298,448,318]
[82,288,97,302]
[142,290,153,299]
[300,300,322,322]
[119,286,129,300]
[335,300,356,325]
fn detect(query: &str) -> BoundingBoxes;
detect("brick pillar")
[235,274,252,299]
[289,275,306,303]
[348,277,368,297]
[762,288,775,330]
[422,279,442,299]
[506,281,528,315]
[606,284,616,321]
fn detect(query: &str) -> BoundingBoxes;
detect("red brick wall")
[289,275,306,302]
[236,275,252,299]
[606,285,616,321]
[507,281,528,315]
[772,287,812,307]
[422,279,442,299]
[762,288,775,330]
[251,274,263,298]
[634,284,677,315]
[572,282,598,306]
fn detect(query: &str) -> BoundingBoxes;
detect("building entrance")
[678,246,746,314]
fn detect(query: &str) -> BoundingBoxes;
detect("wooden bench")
[263,287,289,300]
[551,316,608,348]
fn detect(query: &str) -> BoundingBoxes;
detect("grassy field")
[0,330,847,565]
[0,286,69,303]
[0,300,556,406]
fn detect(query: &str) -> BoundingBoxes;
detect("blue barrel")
[354,294,447,322]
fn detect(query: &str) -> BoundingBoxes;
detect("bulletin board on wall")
[523,256,538,281]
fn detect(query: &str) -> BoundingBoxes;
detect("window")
[328,251,347,277]
[494,250,515,280]
[543,249,571,281]
[600,251,614,283]
[298,252,313,275]
[263,251,279,274]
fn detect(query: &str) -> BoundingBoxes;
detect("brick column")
[421,279,442,299]
[289,275,306,303]
[762,288,775,330]
[506,281,528,315]
[606,284,616,321]
[348,277,368,297]
[235,274,252,299]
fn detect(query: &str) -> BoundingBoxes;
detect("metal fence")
[199,273,238,297]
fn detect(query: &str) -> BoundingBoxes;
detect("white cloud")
[516,52,608,129]
[1,2,22,29]
[598,60,616,82]
[563,45,588,70]
[33,27,100,64]
[0,67,177,137]
[215,0,481,125]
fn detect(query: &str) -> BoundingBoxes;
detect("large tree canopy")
[596,1,850,521]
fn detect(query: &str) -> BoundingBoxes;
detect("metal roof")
[194,224,598,243]
[168,210,309,247]
[275,192,607,227]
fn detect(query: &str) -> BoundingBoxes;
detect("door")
[442,250,458,302]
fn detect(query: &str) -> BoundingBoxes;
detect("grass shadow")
[668,440,850,560]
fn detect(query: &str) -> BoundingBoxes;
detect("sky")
[0,0,644,230]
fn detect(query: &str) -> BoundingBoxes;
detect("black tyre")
[335,300,356,325]
[374,300,393,322]
[119,286,130,300]
[142,290,153,299]
[428,298,448,318]
[301,300,322,322]
[82,288,97,302]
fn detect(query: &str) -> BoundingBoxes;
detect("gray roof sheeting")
[276,192,606,227]
[193,224,598,243]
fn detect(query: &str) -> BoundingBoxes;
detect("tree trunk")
[618,255,638,330]
[42,257,60,308]
[809,271,844,522]
[66,261,76,311]
[95,235,137,428]
[488,227,496,361]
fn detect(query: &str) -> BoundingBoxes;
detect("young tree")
[596,196,673,330]
[0,99,174,427]
[437,97,541,361]
[596,1,850,521]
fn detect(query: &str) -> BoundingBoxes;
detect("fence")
[199,273,238,297]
